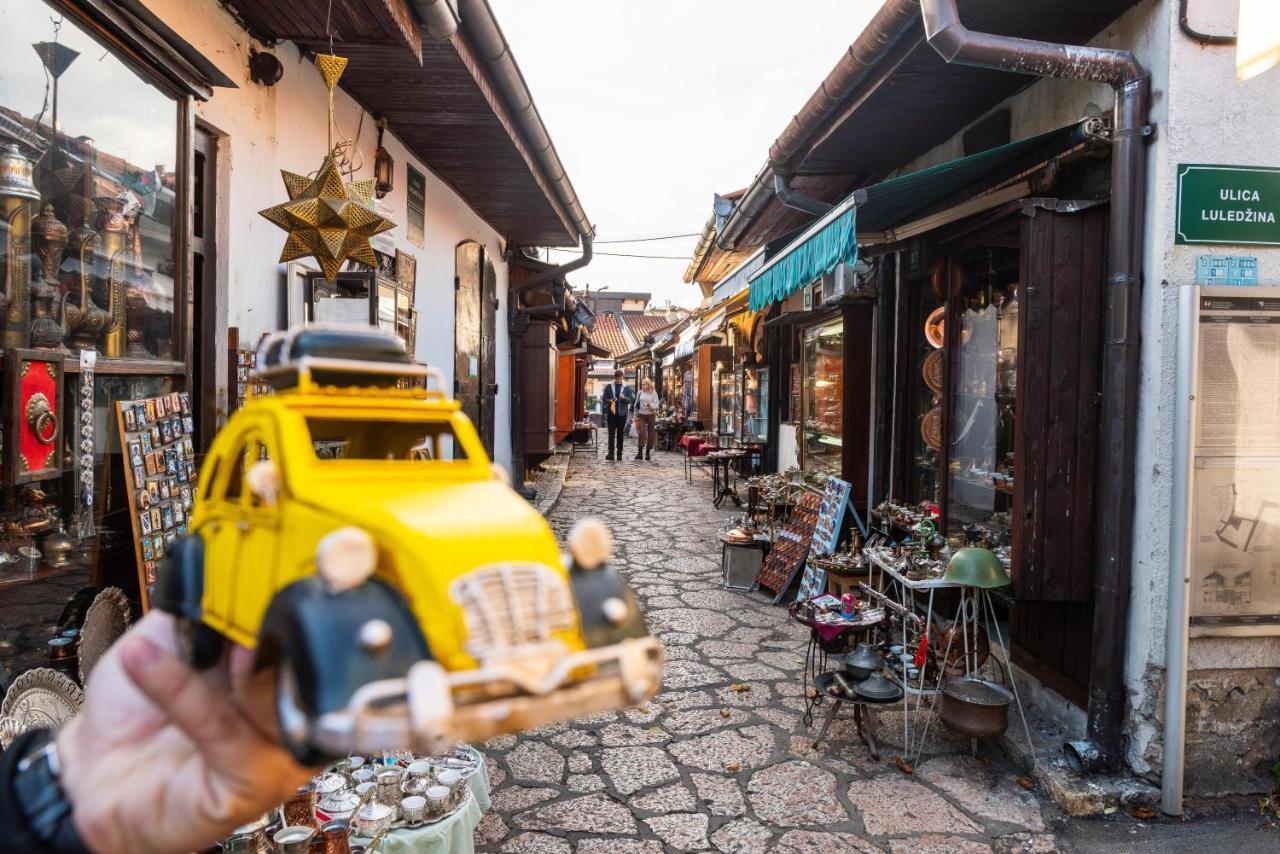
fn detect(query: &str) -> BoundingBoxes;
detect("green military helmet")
[944,547,1010,589]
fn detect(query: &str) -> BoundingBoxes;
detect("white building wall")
[887,0,1280,792]
[145,0,514,475]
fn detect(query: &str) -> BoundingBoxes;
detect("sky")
[490,0,883,309]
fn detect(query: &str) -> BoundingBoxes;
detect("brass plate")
[922,350,944,396]
[0,668,84,748]
[921,405,943,452]
[79,587,132,684]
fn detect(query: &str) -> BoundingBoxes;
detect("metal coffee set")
[219,750,477,852]
[320,756,470,833]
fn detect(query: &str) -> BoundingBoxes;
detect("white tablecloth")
[352,759,490,854]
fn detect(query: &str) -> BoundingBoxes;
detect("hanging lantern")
[374,118,394,199]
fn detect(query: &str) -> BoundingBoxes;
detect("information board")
[1189,288,1280,632]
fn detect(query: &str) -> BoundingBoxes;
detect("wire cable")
[546,247,691,260]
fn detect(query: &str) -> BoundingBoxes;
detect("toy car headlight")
[567,518,613,571]
[316,527,377,592]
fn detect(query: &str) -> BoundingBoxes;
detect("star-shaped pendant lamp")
[258,53,396,281]
[259,158,393,280]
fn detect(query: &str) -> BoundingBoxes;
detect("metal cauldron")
[841,642,883,680]
[937,677,1013,738]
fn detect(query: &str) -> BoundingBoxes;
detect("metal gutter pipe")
[920,0,1151,774]
[1178,0,1237,46]
[770,174,832,217]
[715,0,921,251]
[458,0,594,243]
[412,0,460,40]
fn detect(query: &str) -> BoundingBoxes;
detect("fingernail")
[121,636,163,674]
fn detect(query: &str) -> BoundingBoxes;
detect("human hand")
[56,611,313,853]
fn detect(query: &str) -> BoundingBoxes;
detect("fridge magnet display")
[116,392,200,607]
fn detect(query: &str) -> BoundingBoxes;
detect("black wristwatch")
[3,728,91,854]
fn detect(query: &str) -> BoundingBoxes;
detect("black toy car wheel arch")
[568,565,648,649]
[256,576,432,760]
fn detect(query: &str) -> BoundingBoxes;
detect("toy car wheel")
[175,617,224,671]
[275,651,323,764]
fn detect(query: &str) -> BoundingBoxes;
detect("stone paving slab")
[476,445,1062,853]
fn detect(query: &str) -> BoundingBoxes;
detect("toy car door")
[198,429,252,627]
[227,433,282,638]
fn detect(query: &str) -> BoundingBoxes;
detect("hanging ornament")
[257,53,395,281]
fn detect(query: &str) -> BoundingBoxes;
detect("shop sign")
[1176,164,1280,245]
[1195,255,1258,286]
[406,165,426,247]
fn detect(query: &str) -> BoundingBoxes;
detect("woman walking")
[633,378,660,460]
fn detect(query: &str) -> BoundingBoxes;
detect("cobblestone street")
[475,446,1059,853]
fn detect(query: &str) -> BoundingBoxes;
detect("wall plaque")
[1176,164,1280,246]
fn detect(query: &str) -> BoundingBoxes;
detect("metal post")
[1161,283,1199,815]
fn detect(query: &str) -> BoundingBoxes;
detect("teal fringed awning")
[748,206,857,312]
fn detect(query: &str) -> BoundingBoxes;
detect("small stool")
[810,671,899,761]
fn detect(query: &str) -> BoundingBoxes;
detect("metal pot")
[854,673,903,702]
[938,677,1013,738]
[841,642,883,680]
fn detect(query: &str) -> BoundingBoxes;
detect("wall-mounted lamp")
[374,117,394,199]
[248,47,283,86]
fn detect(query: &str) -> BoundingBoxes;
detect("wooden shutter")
[1013,205,1106,602]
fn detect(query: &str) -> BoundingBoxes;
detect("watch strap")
[7,728,90,854]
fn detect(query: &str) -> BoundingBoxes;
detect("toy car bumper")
[311,636,664,756]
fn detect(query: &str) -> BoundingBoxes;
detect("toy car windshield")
[306,416,465,462]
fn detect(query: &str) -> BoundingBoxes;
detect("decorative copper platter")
[924,306,946,349]
[79,587,132,684]
[922,350,944,395]
[921,405,943,451]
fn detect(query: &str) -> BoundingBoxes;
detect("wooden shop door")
[454,242,497,457]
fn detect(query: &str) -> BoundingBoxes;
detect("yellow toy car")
[155,326,663,762]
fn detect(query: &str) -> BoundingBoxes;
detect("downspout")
[1178,0,1237,46]
[920,0,1151,774]
[770,174,832,217]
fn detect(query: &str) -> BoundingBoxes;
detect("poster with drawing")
[1189,288,1280,631]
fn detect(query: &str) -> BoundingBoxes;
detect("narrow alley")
[476,447,1059,853]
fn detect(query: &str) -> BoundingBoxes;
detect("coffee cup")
[400,795,426,825]
[272,825,315,854]
[424,785,450,819]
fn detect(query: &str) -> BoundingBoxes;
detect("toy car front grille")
[450,564,576,658]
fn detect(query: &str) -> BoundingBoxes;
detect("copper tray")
[922,350,944,395]
[920,406,943,451]
[924,306,946,349]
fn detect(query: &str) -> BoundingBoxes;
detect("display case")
[741,364,769,442]
[716,366,740,437]
[905,285,944,505]
[801,320,843,477]
[945,248,1019,541]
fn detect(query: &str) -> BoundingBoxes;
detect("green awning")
[748,120,1092,312]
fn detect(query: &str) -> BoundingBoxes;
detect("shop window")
[903,285,944,505]
[945,248,1019,542]
[801,320,844,478]
[716,365,740,437]
[1,2,179,361]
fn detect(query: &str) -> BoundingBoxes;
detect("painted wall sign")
[406,164,426,248]
[1176,164,1280,245]
[1195,255,1259,286]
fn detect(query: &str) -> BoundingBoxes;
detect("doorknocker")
[25,392,59,444]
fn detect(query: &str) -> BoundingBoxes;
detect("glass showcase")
[716,366,740,437]
[802,320,843,478]
[741,364,769,442]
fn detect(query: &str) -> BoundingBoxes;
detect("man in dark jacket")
[600,369,634,461]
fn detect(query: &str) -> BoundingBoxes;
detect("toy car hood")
[308,476,575,671]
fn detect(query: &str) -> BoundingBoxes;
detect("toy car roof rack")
[255,326,443,393]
